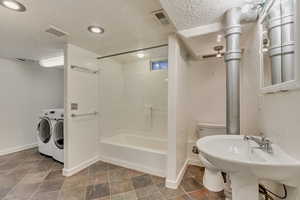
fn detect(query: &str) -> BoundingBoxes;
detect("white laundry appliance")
[51,109,64,163]
[37,109,56,156]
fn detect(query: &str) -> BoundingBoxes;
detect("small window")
[151,60,168,71]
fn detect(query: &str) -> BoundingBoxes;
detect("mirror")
[260,0,296,91]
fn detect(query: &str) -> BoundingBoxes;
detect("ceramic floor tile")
[86,183,110,200]
[137,192,165,200]
[110,180,134,195]
[19,171,48,184]
[62,175,89,190]
[0,187,13,199]
[31,191,60,200]
[0,162,19,172]
[168,195,192,200]
[107,164,125,171]
[157,183,185,199]
[109,169,130,183]
[131,175,153,189]
[207,191,225,200]
[59,186,86,200]
[8,169,29,181]
[37,179,64,193]
[126,169,145,178]
[151,175,165,185]
[44,169,65,181]
[111,191,137,200]
[15,160,42,172]
[0,174,23,189]
[4,182,40,200]
[89,162,108,175]
[88,172,109,185]
[180,178,204,193]
[134,185,159,199]
[188,189,209,200]
[0,150,225,200]
[50,162,64,170]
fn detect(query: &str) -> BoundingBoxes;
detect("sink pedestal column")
[230,173,258,200]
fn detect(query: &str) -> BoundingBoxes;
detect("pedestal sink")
[197,135,300,200]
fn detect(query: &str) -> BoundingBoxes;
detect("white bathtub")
[99,133,167,177]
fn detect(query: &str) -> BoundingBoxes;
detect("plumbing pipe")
[224,5,258,135]
[268,0,283,84]
[281,0,295,82]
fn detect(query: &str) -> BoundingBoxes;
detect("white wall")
[64,44,99,174]
[0,58,63,155]
[244,22,300,200]
[120,59,168,138]
[185,27,261,163]
[166,35,189,188]
[186,59,226,162]
[188,59,226,125]
[98,58,124,139]
[98,57,168,140]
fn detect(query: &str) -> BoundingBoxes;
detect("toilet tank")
[196,123,226,139]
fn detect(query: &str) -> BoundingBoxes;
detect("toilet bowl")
[196,122,226,192]
[198,153,225,192]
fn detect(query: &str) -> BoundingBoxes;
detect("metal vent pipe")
[281,0,295,82]
[225,5,258,135]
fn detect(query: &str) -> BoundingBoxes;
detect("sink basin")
[197,135,300,200]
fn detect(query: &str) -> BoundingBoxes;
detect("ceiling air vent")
[45,26,68,37]
[152,9,170,25]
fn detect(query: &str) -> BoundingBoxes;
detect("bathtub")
[99,133,167,177]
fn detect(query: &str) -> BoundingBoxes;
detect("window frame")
[150,57,168,72]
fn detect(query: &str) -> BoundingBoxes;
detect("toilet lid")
[38,118,51,143]
[197,122,226,129]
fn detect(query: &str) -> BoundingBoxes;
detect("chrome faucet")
[243,135,273,154]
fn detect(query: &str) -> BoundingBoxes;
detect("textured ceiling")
[160,0,247,30]
[0,0,173,61]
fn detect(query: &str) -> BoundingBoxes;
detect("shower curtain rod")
[96,44,168,60]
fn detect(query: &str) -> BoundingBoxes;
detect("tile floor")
[0,148,225,200]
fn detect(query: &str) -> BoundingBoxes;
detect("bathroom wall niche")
[259,0,300,93]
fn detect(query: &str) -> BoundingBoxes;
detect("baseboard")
[165,159,189,189]
[98,155,165,177]
[63,156,98,177]
[0,143,38,156]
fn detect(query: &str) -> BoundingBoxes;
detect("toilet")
[196,122,226,192]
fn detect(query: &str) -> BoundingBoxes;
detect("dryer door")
[54,120,64,149]
[37,118,51,143]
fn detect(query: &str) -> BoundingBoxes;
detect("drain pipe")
[224,4,258,135]
[224,4,259,199]
[268,0,283,84]
[281,0,295,82]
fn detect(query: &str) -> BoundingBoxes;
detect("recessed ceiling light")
[88,26,104,34]
[137,52,145,58]
[0,0,26,12]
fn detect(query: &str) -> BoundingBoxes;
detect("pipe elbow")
[225,4,258,28]
[225,7,242,28]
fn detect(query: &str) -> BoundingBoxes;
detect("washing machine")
[51,109,64,163]
[37,109,56,156]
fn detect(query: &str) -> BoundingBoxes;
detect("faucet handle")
[243,135,250,141]
[261,136,272,144]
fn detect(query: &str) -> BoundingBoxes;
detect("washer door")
[38,118,51,143]
[54,120,64,149]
